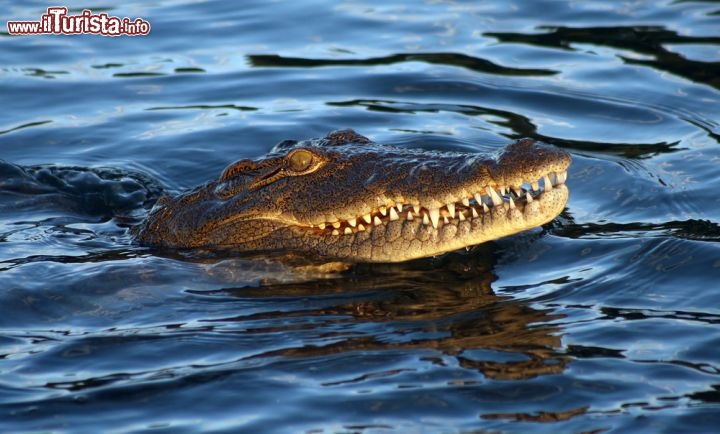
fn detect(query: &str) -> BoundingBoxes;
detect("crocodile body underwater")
[134,130,570,262]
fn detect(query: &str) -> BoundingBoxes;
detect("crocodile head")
[134,130,570,262]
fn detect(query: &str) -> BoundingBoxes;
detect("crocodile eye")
[287,149,314,172]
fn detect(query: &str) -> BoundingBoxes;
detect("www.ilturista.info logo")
[7,7,150,36]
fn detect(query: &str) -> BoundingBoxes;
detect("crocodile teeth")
[313,170,567,236]
[474,192,483,205]
[446,203,456,218]
[557,171,567,184]
[428,208,440,229]
[486,186,503,206]
[543,175,553,191]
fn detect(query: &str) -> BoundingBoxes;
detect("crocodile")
[134,130,570,262]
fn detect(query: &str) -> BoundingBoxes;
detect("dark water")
[2,1,720,432]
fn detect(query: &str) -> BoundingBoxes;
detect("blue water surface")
[2,1,720,433]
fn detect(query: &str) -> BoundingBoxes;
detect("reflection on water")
[205,250,569,382]
[248,52,558,76]
[0,246,583,432]
[486,25,720,90]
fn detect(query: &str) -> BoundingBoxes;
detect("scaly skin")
[134,130,570,262]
